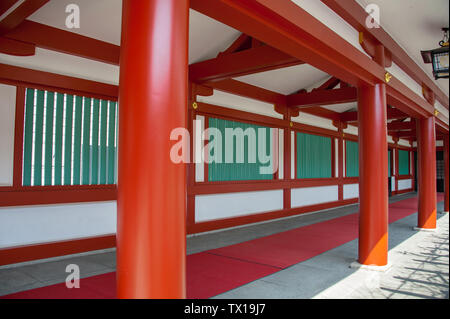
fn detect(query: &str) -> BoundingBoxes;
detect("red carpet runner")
[1,195,444,299]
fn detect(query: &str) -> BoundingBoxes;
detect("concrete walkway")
[0,193,448,299]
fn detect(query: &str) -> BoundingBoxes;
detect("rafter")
[341,108,408,123]
[321,0,449,110]
[5,20,120,65]
[204,79,286,105]
[0,0,49,35]
[217,33,251,57]
[189,45,303,83]
[387,121,415,131]
[287,87,356,108]
[312,76,341,91]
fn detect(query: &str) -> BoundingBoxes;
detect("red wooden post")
[357,83,389,266]
[117,0,189,298]
[444,134,449,213]
[416,116,437,229]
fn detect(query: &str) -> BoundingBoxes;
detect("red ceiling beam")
[313,76,341,91]
[341,107,408,123]
[0,0,19,17]
[190,0,385,88]
[4,20,121,65]
[0,0,49,35]
[387,121,415,131]
[386,77,435,119]
[299,106,341,121]
[0,63,118,99]
[0,36,35,55]
[287,87,356,108]
[190,0,443,130]
[204,78,287,105]
[321,0,449,110]
[189,45,302,83]
[217,33,251,56]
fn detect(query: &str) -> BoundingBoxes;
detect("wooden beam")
[387,121,415,131]
[4,20,121,65]
[299,106,341,121]
[0,36,35,55]
[312,76,341,91]
[189,44,302,83]
[205,78,287,105]
[0,63,118,99]
[0,0,49,35]
[217,33,251,56]
[287,87,357,108]
[341,107,408,123]
[321,0,449,110]
[190,0,385,87]
[0,0,19,17]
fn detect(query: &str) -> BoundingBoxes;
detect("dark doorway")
[414,150,444,192]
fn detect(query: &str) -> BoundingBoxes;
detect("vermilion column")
[357,83,389,266]
[444,135,449,213]
[416,117,437,229]
[117,0,188,298]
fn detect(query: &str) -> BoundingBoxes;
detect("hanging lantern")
[421,28,449,80]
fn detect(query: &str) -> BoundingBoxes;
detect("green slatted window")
[208,117,274,182]
[22,88,118,186]
[398,150,410,176]
[346,140,359,177]
[296,132,331,179]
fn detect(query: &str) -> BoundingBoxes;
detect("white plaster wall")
[195,190,284,222]
[197,90,282,119]
[291,0,371,58]
[387,62,424,99]
[278,129,284,179]
[391,177,396,191]
[398,139,411,147]
[292,112,338,131]
[435,101,449,123]
[343,183,359,199]
[398,179,412,191]
[334,138,339,178]
[0,84,16,186]
[194,115,205,183]
[0,201,117,248]
[291,185,339,208]
[291,131,296,179]
[344,125,358,136]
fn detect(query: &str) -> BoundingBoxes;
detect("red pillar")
[117,0,188,298]
[357,83,389,266]
[444,135,449,213]
[416,117,437,229]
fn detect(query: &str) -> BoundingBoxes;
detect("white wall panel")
[197,90,282,119]
[195,190,283,222]
[343,183,359,199]
[0,84,16,186]
[398,179,412,191]
[0,201,117,248]
[291,185,338,208]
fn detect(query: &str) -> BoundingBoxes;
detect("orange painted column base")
[416,117,437,229]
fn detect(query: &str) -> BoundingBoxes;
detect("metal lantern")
[421,28,449,80]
